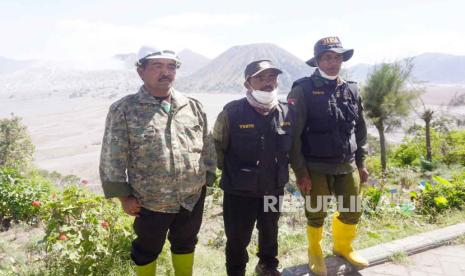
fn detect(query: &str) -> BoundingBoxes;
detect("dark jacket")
[287,70,368,177]
[213,98,294,197]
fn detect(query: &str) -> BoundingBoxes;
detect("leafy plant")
[392,129,465,168]
[40,185,134,275]
[0,167,52,229]
[363,186,388,216]
[390,251,411,264]
[413,176,465,220]
[0,115,34,170]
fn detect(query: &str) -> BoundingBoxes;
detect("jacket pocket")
[276,127,292,152]
[185,124,203,153]
[303,130,343,157]
[230,131,259,164]
[231,167,258,192]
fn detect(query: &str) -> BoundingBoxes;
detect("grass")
[0,223,45,275]
[2,189,465,276]
[357,209,465,249]
[449,234,465,245]
[389,251,410,265]
[194,191,465,276]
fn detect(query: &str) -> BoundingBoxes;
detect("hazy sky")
[1,0,464,65]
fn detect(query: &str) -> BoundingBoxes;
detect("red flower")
[101,220,109,229]
[32,201,41,207]
[58,233,68,241]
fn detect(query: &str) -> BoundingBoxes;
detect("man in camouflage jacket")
[99,46,216,276]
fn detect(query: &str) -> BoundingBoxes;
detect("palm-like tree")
[362,61,419,173]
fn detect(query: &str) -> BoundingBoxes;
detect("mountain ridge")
[2,47,465,100]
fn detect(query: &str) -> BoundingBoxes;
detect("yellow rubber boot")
[332,213,369,268]
[306,226,327,276]
[171,252,194,276]
[135,260,156,276]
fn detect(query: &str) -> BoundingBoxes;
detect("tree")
[412,90,465,166]
[362,61,419,173]
[0,115,35,169]
[420,107,434,162]
[410,96,434,163]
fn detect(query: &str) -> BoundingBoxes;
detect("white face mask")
[318,68,338,80]
[251,89,278,104]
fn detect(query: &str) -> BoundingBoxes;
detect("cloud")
[357,29,465,64]
[32,12,261,62]
[278,18,355,62]
[4,9,465,66]
[282,24,465,65]
[149,12,257,29]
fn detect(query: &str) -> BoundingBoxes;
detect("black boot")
[255,262,281,276]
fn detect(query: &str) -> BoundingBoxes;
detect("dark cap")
[306,36,354,67]
[244,59,283,80]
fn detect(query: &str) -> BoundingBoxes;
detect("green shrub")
[40,185,134,275]
[442,130,465,166]
[413,176,465,219]
[0,115,34,169]
[392,129,465,168]
[0,167,52,229]
[365,155,383,176]
[363,186,388,216]
[419,156,438,171]
[392,140,422,166]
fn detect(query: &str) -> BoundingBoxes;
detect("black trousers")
[131,186,206,266]
[223,192,281,275]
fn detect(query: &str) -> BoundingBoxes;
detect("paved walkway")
[360,244,465,276]
[282,223,465,276]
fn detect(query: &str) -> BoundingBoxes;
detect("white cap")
[136,46,181,67]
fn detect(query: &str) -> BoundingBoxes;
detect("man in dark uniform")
[287,37,369,276]
[213,60,294,276]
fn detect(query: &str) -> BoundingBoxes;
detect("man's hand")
[118,195,141,217]
[297,176,312,195]
[358,167,369,184]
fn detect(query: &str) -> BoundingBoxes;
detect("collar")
[312,69,346,88]
[136,86,189,109]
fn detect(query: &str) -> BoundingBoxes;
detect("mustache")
[158,76,172,81]
[261,85,274,91]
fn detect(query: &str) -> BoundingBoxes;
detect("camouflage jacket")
[99,86,216,213]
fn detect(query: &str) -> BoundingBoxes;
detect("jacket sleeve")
[355,95,368,168]
[198,103,218,185]
[212,110,229,171]
[99,105,132,198]
[287,86,310,179]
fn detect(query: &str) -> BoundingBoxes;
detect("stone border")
[358,222,465,266]
[282,223,465,275]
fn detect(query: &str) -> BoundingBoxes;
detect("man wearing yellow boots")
[287,36,369,276]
